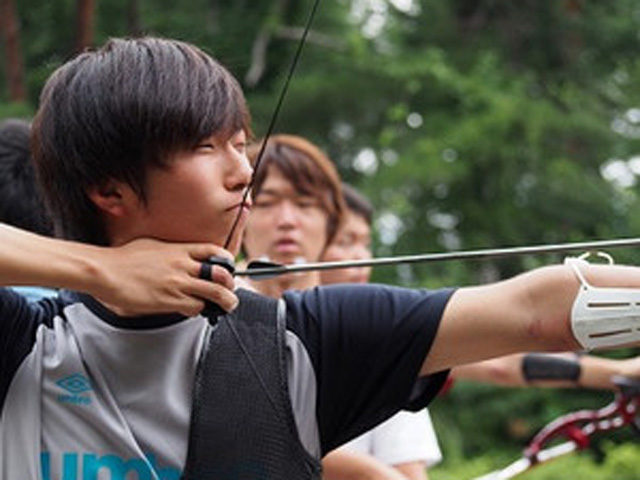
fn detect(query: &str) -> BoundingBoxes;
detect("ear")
[87,179,130,217]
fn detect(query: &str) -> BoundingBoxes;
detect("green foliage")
[4,1,640,470]
[0,102,33,121]
[429,442,640,480]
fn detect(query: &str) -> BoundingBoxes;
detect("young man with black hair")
[2,36,640,479]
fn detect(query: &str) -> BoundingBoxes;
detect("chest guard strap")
[181,288,321,480]
[567,257,640,350]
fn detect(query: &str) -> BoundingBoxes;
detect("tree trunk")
[0,0,27,102]
[75,0,95,52]
[127,0,142,37]
[207,0,220,34]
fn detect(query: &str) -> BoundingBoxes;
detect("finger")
[188,243,234,262]
[199,261,212,281]
[176,298,207,317]
[188,279,239,313]
[211,265,235,290]
[206,286,238,313]
[197,261,235,291]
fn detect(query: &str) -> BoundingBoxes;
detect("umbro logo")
[57,373,92,394]
[56,373,93,405]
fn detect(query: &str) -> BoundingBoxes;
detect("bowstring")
[223,0,323,249]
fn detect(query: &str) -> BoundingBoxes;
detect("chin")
[348,274,369,284]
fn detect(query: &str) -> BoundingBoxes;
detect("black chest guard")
[181,288,321,480]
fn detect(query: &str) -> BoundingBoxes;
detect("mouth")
[227,200,252,213]
[274,238,300,254]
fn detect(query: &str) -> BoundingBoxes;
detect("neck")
[249,271,321,298]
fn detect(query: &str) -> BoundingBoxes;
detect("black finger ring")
[199,261,213,281]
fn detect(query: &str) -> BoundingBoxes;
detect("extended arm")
[0,223,237,316]
[453,352,640,390]
[423,263,640,375]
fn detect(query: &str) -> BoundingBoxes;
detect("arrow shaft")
[235,237,640,277]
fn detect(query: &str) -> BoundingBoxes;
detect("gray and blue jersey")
[0,283,452,479]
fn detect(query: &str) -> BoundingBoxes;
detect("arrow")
[236,237,640,279]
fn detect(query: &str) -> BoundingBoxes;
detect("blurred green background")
[2,0,639,477]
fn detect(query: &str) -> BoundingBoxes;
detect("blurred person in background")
[243,139,442,480]
[0,118,56,301]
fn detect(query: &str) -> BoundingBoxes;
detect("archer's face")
[243,166,329,266]
[112,130,253,254]
[320,210,372,285]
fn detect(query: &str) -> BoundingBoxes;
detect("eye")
[230,130,248,152]
[234,141,247,154]
[337,233,356,247]
[335,238,351,248]
[297,198,319,209]
[254,196,277,208]
[196,142,216,151]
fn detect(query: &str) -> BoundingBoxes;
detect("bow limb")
[223,0,322,249]
[472,376,640,480]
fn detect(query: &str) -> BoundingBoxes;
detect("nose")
[276,200,301,227]
[226,151,253,192]
[352,243,372,261]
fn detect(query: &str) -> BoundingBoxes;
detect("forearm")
[578,355,632,390]
[0,223,239,316]
[0,223,106,293]
[521,352,640,390]
[423,265,580,374]
[453,350,640,392]
[425,261,640,375]
[453,354,529,386]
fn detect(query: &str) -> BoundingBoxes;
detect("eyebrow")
[254,189,281,198]
[256,187,316,199]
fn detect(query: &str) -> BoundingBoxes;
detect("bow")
[473,376,640,480]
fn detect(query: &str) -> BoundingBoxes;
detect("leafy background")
[2,0,640,476]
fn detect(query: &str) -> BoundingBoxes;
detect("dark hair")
[342,183,373,226]
[0,119,53,236]
[248,134,344,246]
[32,36,251,245]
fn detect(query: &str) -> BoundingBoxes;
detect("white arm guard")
[567,256,640,350]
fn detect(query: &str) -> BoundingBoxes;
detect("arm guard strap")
[522,353,581,382]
